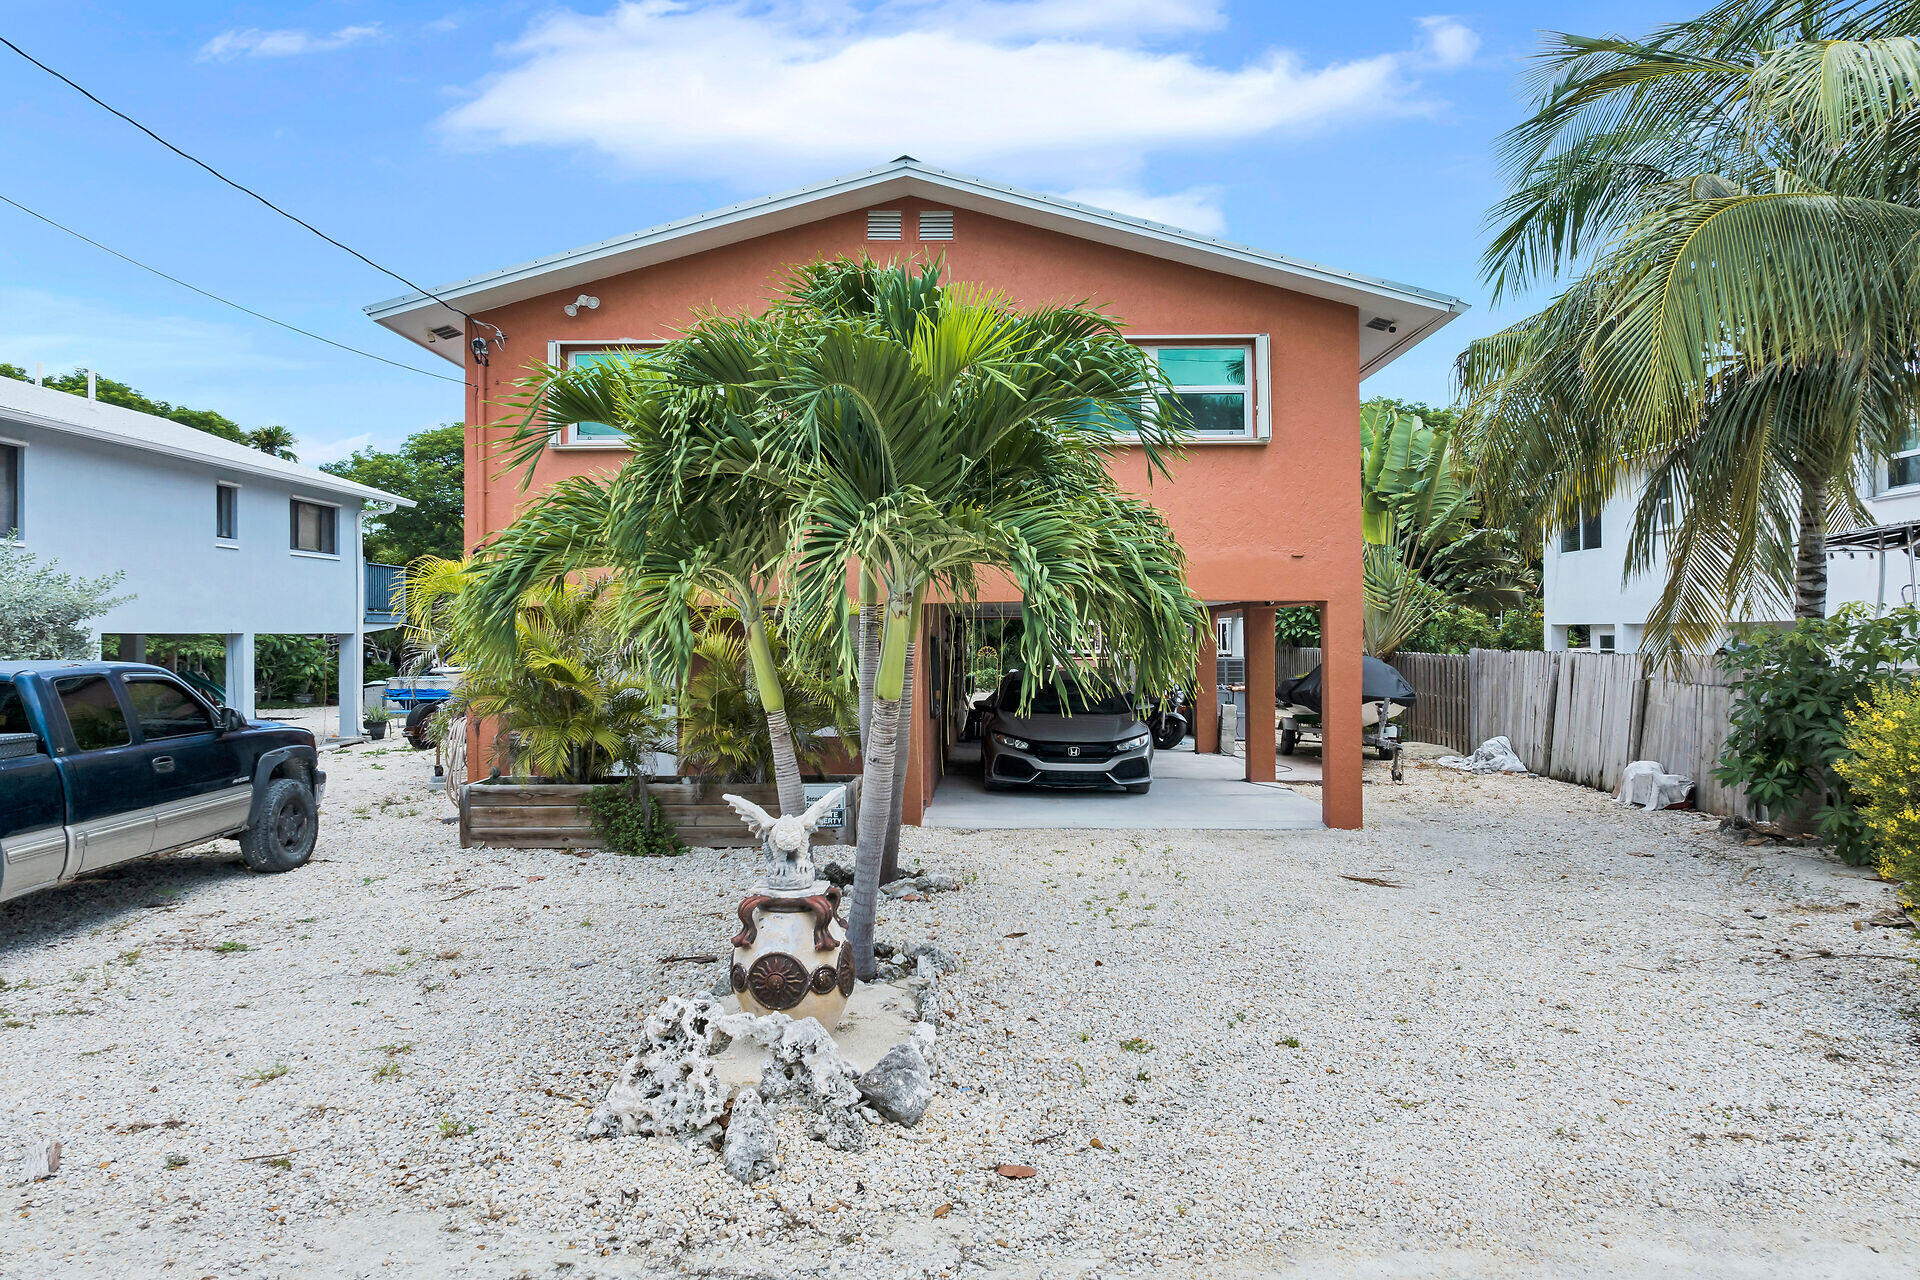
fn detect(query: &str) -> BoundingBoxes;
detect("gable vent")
[866,210,903,240]
[918,210,954,241]
[429,324,462,340]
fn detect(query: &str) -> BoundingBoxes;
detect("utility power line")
[0,33,502,349]
[0,191,468,385]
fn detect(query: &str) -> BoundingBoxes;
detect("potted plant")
[363,704,392,741]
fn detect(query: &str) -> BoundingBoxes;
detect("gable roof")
[365,158,1467,379]
[0,377,413,509]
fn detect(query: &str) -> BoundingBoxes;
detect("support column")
[224,634,257,718]
[1194,607,1220,754]
[1319,597,1364,829]
[118,634,147,664]
[337,633,363,741]
[1244,604,1277,785]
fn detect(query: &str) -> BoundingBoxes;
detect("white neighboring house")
[1543,429,1920,652]
[0,376,412,730]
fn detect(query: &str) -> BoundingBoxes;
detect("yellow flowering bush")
[1836,680,1920,893]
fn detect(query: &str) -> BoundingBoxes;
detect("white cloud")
[440,2,1476,217]
[198,24,383,61]
[1417,15,1479,68]
[1056,185,1227,235]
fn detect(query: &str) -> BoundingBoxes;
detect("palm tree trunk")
[881,637,914,884]
[848,591,911,980]
[764,705,806,818]
[857,571,880,754]
[1794,476,1828,621]
[741,599,805,816]
[847,692,898,981]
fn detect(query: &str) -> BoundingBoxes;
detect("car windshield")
[998,674,1136,716]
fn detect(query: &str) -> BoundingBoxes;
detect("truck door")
[121,673,251,848]
[50,673,157,873]
[0,679,68,901]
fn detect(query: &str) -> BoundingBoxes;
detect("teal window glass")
[566,347,653,440]
[1147,345,1252,436]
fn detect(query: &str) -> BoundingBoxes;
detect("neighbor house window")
[555,343,665,444]
[1560,505,1602,552]
[216,483,238,541]
[290,499,337,555]
[1890,426,1920,491]
[0,442,19,536]
[1139,344,1257,440]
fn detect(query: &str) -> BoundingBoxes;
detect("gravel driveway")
[3,739,1917,1279]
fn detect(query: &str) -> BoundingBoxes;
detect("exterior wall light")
[564,295,600,318]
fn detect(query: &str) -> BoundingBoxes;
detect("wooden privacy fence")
[1271,645,1753,816]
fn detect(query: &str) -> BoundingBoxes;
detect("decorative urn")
[722,787,854,1027]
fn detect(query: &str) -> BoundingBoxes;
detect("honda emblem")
[1068,745,1080,757]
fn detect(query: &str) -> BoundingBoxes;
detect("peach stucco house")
[366,158,1465,830]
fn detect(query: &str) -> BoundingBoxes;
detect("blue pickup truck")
[0,661,324,905]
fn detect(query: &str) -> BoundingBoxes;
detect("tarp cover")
[1277,657,1418,714]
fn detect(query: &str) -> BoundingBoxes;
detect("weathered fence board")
[1547,652,1647,792]
[1392,651,1472,753]
[1470,649,1562,774]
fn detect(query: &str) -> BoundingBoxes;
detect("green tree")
[763,259,1207,977]
[1361,402,1531,656]
[1460,1,1920,660]
[246,425,299,461]
[321,424,466,564]
[1,362,249,444]
[0,542,129,660]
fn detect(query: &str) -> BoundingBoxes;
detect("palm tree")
[404,558,672,782]
[1360,403,1531,657]
[470,332,818,817]
[247,425,298,461]
[746,260,1207,978]
[1459,0,1920,658]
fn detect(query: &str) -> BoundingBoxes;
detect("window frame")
[52,674,134,753]
[215,481,240,544]
[122,674,217,743]
[547,340,671,449]
[0,437,23,539]
[289,497,340,558]
[1126,335,1271,444]
[1560,505,1603,553]
[1887,427,1920,493]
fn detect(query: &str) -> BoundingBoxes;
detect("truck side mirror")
[218,707,246,735]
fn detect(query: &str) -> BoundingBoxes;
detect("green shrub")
[1715,605,1920,864]
[1836,679,1920,893]
[585,786,685,857]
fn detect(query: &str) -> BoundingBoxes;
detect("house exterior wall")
[460,196,1368,827]
[1544,471,1920,654]
[1,414,369,637]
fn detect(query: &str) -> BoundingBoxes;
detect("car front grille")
[1032,769,1119,787]
[1029,740,1122,761]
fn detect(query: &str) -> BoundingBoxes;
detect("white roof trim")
[365,158,1467,379]
[0,378,413,508]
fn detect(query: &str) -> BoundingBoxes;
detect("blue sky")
[0,0,1681,462]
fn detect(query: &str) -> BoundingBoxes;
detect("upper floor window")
[216,483,238,541]
[554,342,665,445]
[1146,345,1255,439]
[0,441,19,537]
[290,499,337,555]
[1890,427,1920,491]
[1560,505,1603,553]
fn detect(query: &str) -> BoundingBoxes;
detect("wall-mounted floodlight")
[564,295,600,318]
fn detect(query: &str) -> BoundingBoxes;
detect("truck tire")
[240,777,317,873]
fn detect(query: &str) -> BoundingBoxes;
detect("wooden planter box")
[459,778,858,851]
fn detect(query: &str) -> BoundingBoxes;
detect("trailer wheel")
[403,704,437,750]
[1279,728,1297,756]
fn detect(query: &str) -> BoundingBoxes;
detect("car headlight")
[1119,732,1151,751]
[993,732,1031,752]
